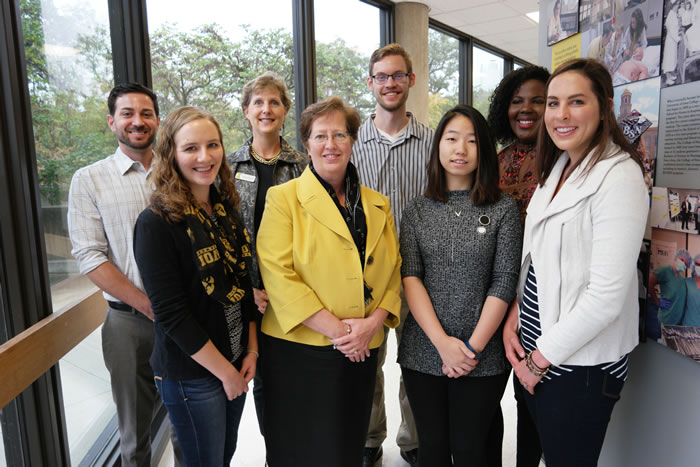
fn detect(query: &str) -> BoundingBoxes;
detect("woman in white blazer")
[503,58,648,467]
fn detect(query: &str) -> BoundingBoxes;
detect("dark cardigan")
[134,207,253,380]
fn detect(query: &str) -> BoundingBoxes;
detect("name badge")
[235,172,256,182]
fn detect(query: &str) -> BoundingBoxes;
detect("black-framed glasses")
[370,72,410,84]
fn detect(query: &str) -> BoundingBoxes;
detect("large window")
[472,46,504,116]
[146,0,295,150]
[428,28,459,128]
[19,0,115,463]
[314,0,380,120]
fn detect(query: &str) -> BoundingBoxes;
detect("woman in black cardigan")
[134,106,257,467]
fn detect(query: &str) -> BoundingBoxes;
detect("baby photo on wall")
[606,0,664,84]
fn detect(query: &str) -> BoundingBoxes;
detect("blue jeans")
[524,367,624,467]
[155,373,246,467]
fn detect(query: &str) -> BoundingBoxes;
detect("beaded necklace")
[250,144,281,165]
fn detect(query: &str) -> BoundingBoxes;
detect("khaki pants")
[102,307,184,467]
[365,292,418,450]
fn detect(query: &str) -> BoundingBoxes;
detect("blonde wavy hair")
[150,106,240,223]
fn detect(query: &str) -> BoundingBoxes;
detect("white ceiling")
[396,0,541,65]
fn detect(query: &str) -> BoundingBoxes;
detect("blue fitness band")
[465,340,482,360]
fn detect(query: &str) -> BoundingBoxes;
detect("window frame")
[0,0,70,464]
[429,18,534,107]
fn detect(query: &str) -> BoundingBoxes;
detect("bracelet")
[464,340,482,360]
[530,355,547,372]
[525,351,549,377]
[247,350,259,358]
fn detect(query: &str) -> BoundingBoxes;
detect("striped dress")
[519,262,629,382]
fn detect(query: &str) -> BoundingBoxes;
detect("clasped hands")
[438,336,479,378]
[331,311,385,363]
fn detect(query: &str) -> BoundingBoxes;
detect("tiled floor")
[157,335,523,466]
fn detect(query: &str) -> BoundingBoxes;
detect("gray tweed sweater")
[397,191,522,377]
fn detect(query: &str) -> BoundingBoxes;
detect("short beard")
[117,131,155,150]
[375,89,409,113]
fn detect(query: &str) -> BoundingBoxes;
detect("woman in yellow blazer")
[256,96,401,467]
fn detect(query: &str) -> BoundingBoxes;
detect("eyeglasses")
[370,72,410,84]
[310,132,350,145]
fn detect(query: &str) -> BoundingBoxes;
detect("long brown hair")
[150,106,240,223]
[535,58,642,185]
[425,105,501,205]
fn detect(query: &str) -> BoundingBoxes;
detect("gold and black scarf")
[183,187,253,309]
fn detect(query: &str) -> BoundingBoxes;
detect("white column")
[395,1,430,126]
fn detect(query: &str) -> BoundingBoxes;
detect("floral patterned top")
[497,143,538,227]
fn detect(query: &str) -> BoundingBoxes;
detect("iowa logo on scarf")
[227,285,246,302]
[214,203,227,217]
[202,276,215,294]
[196,244,220,267]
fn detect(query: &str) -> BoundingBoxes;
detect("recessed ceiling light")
[526,11,539,24]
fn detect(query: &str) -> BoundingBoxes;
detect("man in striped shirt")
[68,84,181,467]
[354,43,433,467]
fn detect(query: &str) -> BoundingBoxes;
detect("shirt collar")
[361,112,422,144]
[114,147,151,176]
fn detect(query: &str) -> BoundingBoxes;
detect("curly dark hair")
[487,65,550,145]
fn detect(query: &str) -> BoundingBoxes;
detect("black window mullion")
[460,37,471,106]
[109,0,152,87]
[504,56,514,75]
[292,0,317,151]
[0,0,69,465]
[378,3,394,45]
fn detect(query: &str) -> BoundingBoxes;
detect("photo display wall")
[546,0,700,362]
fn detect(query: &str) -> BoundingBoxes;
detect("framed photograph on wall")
[548,0,581,45]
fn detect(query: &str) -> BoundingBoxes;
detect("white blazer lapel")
[533,145,629,222]
[525,152,568,229]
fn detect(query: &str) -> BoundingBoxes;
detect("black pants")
[485,405,504,467]
[512,376,542,467]
[262,335,377,467]
[524,367,624,467]
[402,367,509,467]
[253,324,265,436]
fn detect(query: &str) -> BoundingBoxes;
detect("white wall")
[599,342,700,466]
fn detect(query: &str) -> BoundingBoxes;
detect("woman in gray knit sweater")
[398,105,522,466]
